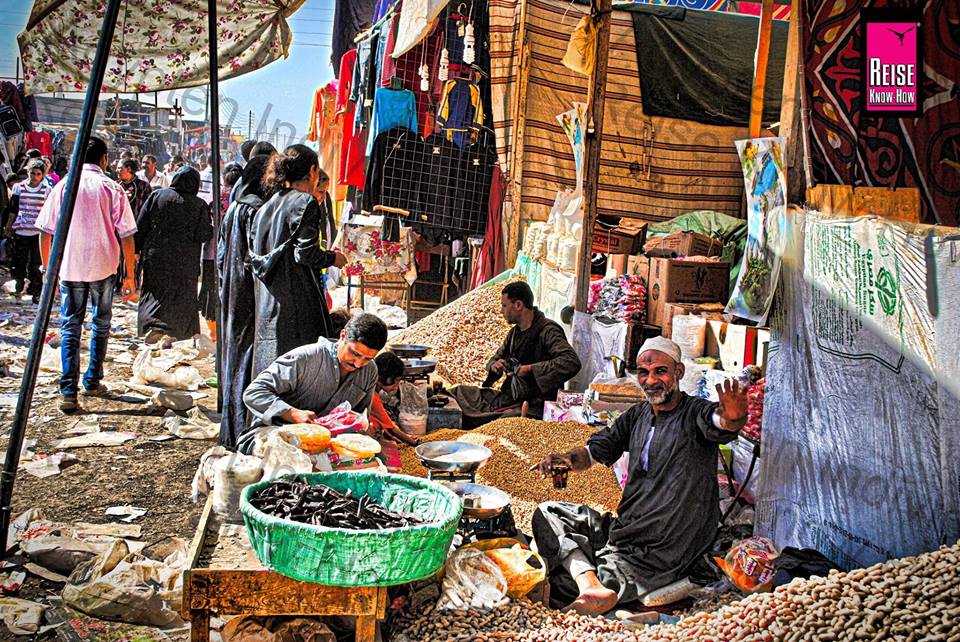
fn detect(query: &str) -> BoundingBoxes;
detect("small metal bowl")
[444,482,511,519]
[403,359,437,376]
[389,344,431,359]
[415,441,493,473]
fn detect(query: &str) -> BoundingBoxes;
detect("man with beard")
[530,337,748,616]
[450,281,581,427]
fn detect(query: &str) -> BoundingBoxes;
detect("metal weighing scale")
[415,443,523,542]
[445,482,523,543]
[414,441,492,483]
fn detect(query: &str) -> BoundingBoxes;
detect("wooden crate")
[183,497,388,642]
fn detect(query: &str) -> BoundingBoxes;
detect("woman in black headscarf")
[135,166,214,340]
[248,145,346,376]
[216,156,270,449]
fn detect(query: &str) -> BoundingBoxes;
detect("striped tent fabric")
[489,0,752,264]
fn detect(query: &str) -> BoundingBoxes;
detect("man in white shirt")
[136,155,169,190]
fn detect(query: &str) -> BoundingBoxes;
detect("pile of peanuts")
[390,278,524,385]
[390,543,960,642]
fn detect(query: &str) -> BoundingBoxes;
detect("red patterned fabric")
[802,0,960,226]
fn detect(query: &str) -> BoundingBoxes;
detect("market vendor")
[530,336,748,616]
[236,313,389,454]
[451,282,581,427]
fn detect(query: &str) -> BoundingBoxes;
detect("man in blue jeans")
[36,138,138,413]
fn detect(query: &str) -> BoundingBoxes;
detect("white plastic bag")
[398,381,428,436]
[259,430,313,480]
[131,349,203,390]
[437,548,509,611]
[672,316,707,359]
[212,454,263,517]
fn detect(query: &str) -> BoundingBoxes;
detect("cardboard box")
[605,254,650,281]
[643,231,723,258]
[661,302,727,339]
[705,320,759,370]
[755,328,771,369]
[605,254,627,279]
[592,219,648,255]
[646,259,731,327]
[805,185,920,224]
[626,255,650,283]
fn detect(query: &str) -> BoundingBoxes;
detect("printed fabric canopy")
[17,0,305,96]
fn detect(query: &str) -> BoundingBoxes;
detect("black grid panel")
[362,127,496,238]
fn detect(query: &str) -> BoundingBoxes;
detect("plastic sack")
[672,316,707,359]
[131,348,203,391]
[63,537,188,627]
[212,453,263,517]
[437,547,509,611]
[714,536,779,593]
[465,539,546,599]
[562,15,597,76]
[398,381,428,436]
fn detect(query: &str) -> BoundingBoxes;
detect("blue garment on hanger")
[366,88,419,156]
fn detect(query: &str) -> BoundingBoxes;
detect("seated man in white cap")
[530,336,749,616]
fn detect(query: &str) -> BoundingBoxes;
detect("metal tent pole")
[0,0,124,555]
[208,0,224,414]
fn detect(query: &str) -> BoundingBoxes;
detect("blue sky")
[0,0,336,144]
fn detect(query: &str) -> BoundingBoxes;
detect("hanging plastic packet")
[463,23,476,64]
[439,48,450,82]
[419,64,430,92]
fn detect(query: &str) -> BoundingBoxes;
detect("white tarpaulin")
[18,0,305,95]
[756,209,960,570]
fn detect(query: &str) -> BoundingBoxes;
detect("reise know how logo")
[860,8,924,117]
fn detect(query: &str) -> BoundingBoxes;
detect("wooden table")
[183,497,388,642]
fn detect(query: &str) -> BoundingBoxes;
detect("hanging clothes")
[393,24,444,138]
[351,34,380,133]
[372,0,397,23]
[367,87,419,155]
[336,49,366,190]
[379,14,400,85]
[470,164,506,289]
[316,82,345,201]
[436,78,483,147]
[331,0,376,71]
[391,0,449,59]
[24,130,52,157]
[306,87,324,143]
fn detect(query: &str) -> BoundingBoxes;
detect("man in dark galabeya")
[531,336,749,616]
[451,281,581,427]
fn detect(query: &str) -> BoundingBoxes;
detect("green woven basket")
[239,471,462,586]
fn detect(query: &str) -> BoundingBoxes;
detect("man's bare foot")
[564,586,619,616]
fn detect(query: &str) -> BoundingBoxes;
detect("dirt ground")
[0,288,217,641]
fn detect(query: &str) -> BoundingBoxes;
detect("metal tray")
[389,344,431,359]
[402,359,437,376]
[444,482,510,519]
[415,441,492,473]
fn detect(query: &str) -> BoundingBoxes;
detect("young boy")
[370,351,419,447]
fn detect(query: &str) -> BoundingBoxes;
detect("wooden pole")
[574,0,612,312]
[208,0,223,414]
[748,0,775,138]
[505,0,530,268]
[779,0,806,202]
